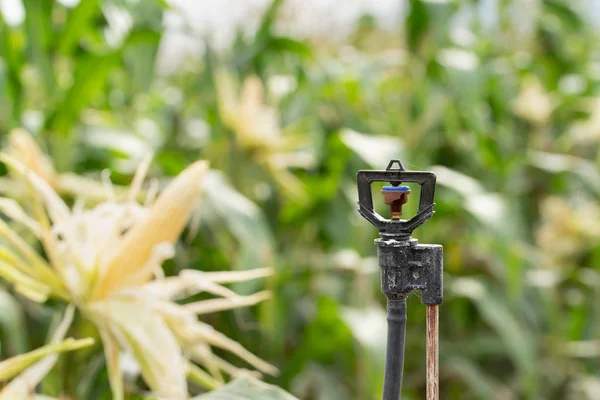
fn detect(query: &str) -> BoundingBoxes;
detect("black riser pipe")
[383,298,407,400]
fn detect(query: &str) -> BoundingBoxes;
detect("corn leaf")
[0,337,94,381]
[192,377,298,400]
[0,305,75,398]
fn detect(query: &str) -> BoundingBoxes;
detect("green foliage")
[1,0,600,398]
[192,377,299,400]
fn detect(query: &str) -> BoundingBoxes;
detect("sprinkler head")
[356,159,436,239]
[356,160,444,400]
[382,185,411,219]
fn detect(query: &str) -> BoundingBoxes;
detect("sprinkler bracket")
[357,159,436,239]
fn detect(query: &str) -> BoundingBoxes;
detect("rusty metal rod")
[426,304,439,400]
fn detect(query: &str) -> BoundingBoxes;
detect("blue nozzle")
[382,185,411,192]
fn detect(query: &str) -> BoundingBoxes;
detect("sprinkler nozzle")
[381,185,411,219]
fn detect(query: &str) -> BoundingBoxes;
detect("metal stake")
[426,304,439,400]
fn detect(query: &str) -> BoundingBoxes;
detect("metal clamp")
[377,240,443,304]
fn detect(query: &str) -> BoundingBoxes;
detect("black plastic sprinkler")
[357,159,443,400]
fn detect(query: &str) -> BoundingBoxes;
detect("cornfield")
[0,0,599,399]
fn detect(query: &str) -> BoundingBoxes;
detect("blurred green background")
[1,0,600,398]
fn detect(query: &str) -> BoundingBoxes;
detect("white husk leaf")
[88,298,188,399]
